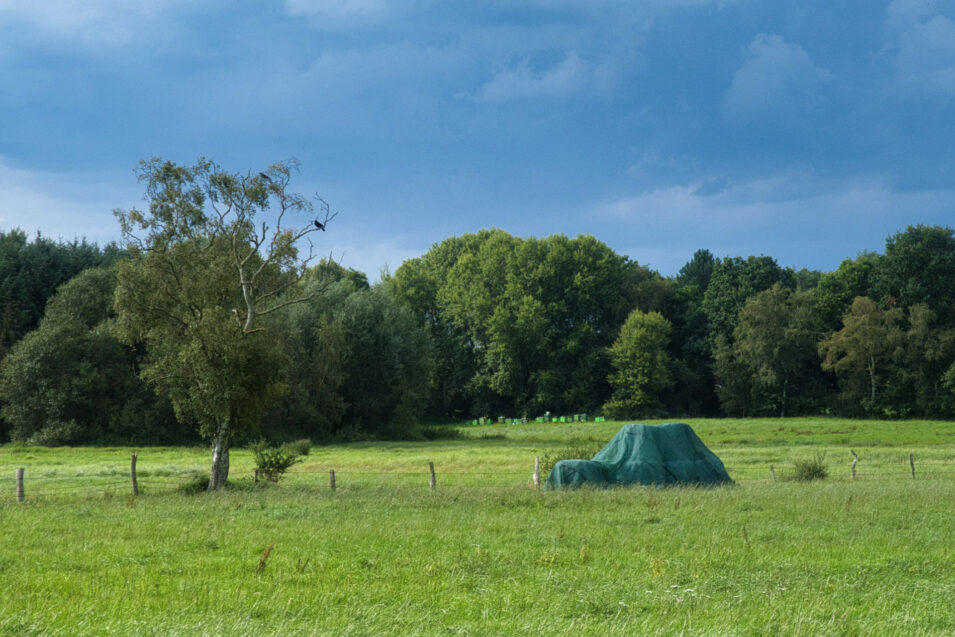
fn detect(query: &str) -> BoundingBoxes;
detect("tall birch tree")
[112,158,335,490]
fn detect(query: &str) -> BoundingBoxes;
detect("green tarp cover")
[544,422,733,489]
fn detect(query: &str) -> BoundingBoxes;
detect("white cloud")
[0,158,131,244]
[606,173,936,222]
[598,172,955,273]
[325,237,424,283]
[300,41,447,93]
[0,1,185,48]
[894,13,955,94]
[722,34,831,126]
[884,0,941,32]
[474,52,590,103]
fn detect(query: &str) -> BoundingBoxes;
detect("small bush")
[280,439,312,457]
[26,420,85,446]
[251,440,303,482]
[415,425,464,441]
[177,472,210,495]
[793,453,828,482]
[539,438,605,477]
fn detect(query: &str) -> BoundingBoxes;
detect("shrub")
[793,453,828,482]
[280,438,312,456]
[26,420,85,446]
[539,438,605,477]
[177,472,211,495]
[251,440,303,482]
[410,425,464,441]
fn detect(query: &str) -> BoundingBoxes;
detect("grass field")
[1,418,954,635]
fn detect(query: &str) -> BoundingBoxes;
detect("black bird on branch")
[313,220,325,231]
[258,172,271,181]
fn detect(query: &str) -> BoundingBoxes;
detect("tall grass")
[2,481,954,635]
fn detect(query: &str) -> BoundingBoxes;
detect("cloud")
[473,52,591,103]
[299,42,449,94]
[598,171,955,273]
[0,1,187,48]
[249,40,465,136]
[893,12,955,94]
[722,34,831,126]
[884,0,942,32]
[283,0,391,24]
[605,173,941,226]
[0,158,131,245]
[325,236,425,283]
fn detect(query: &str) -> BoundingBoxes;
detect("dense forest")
[1,223,954,446]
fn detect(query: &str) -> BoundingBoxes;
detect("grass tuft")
[257,542,276,574]
[792,453,829,482]
[176,472,210,494]
[279,439,312,456]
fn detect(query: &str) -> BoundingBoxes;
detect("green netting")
[544,422,733,489]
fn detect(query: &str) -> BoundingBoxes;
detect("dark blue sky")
[2,0,954,277]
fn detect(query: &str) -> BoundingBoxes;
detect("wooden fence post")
[253,469,259,485]
[130,453,139,496]
[329,469,336,491]
[769,464,776,483]
[851,450,858,480]
[533,456,541,490]
[910,453,916,479]
[16,467,24,503]
[429,462,436,490]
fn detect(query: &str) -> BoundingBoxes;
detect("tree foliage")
[872,225,955,320]
[603,309,673,419]
[669,251,718,415]
[903,304,955,416]
[0,267,181,445]
[393,230,633,417]
[818,297,904,415]
[0,230,119,360]
[812,252,879,331]
[264,263,431,441]
[716,285,823,417]
[702,255,796,346]
[4,219,955,439]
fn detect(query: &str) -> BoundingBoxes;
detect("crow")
[313,220,325,231]
[258,172,271,181]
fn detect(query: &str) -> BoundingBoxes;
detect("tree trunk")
[780,377,788,418]
[208,420,231,491]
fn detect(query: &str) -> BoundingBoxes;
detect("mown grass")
[1,418,954,635]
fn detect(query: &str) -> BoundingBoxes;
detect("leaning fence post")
[533,456,541,490]
[253,469,259,485]
[16,467,24,503]
[769,464,776,483]
[851,450,858,480]
[429,462,436,490]
[130,453,139,496]
[910,453,916,479]
[329,469,336,491]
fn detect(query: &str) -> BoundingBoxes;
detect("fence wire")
[4,456,955,504]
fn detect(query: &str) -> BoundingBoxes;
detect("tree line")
[1,163,953,458]
[391,224,955,420]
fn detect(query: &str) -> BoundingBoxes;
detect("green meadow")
[2,418,954,635]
